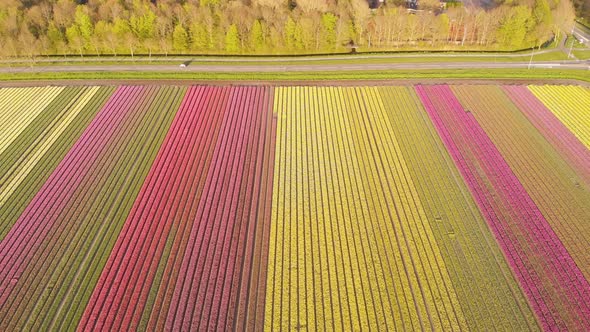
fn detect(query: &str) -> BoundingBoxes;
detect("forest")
[0,0,577,57]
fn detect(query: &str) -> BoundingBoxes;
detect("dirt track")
[0,78,589,88]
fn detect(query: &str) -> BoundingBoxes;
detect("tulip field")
[0,83,589,331]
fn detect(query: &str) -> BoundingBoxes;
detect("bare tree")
[53,0,76,28]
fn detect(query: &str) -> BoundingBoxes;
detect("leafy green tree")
[225,24,240,53]
[285,17,297,50]
[531,0,553,45]
[321,13,337,52]
[112,18,139,56]
[191,22,210,51]
[47,23,65,52]
[301,16,320,51]
[201,0,221,7]
[113,18,131,38]
[74,6,93,48]
[130,10,156,42]
[172,24,190,52]
[294,21,307,50]
[65,25,84,56]
[497,6,531,47]
[249,19,264,52]
[435,13,450,44]
[94,21,118,55]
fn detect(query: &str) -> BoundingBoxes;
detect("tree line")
[0,0,576,58]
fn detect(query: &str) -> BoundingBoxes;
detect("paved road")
[574,22,590,46]
[0,49,574,65]
[0,61,588,74]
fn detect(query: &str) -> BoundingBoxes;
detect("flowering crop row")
[0,87,112,239]
[79,86,276,331]
[0,86,183,331]
[503,86,590,186]
[265,86,467,331]
[0,87,63,155]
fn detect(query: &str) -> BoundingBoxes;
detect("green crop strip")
[0,69,589,83]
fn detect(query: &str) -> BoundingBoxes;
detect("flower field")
[0,83,588,331]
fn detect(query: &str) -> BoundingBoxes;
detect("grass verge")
[0,69,589,83]
[0,51,570,67]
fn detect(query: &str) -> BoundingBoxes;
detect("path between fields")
[0,48,578,65]
[0,61,588,74]
[1,78,589,88]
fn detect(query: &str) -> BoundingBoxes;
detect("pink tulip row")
[417,84,590,331]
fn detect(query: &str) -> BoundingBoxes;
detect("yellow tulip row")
[265,86,468,331]
[529,85,590,150]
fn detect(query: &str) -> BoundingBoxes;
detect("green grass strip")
[0,69,588,82]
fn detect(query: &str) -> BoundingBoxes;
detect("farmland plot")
[80,86,276,331]
[0,86,183,331]
[0,83,589,331]
[417,84,590,331]
[378,86,537,331]
[453,85,590,282]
